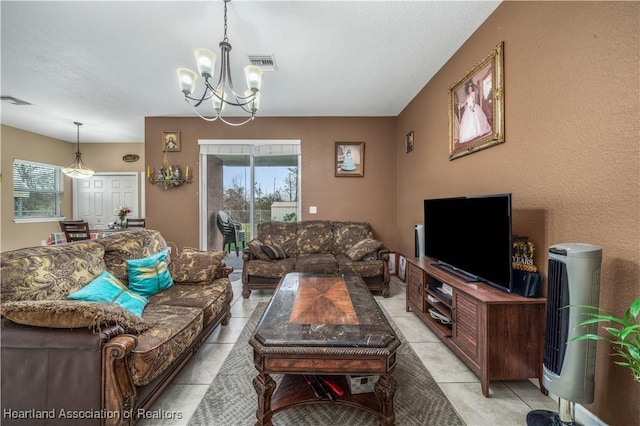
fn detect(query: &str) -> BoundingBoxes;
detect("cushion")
[337,255,386,278]
[0,299,150,334]
[257,221,298,254]
[246,258,296,279]
[345,238,383,261]
[261,243,287,260]
[294,254,339,274]
[98,229,169,285]
[248,239,271,260]
[296,221,334,254]
[169,248,225,283]
[148,277,232,326]
[332,221,374,255]
[126,249,173,297]
[129,304,203,386]
[0,240,106,302]
[68,270,149,317]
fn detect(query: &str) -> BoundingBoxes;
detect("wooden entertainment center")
[405,256,546,397]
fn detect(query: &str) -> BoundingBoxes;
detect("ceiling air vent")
[1,96,31,106]
[248,54,278,72]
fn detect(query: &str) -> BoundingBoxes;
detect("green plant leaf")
[619,324,640,341]
[570,333,604,341]
[630,298,640,320]
[569,298,640,383]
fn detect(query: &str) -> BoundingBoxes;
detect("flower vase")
[120,219,126,229]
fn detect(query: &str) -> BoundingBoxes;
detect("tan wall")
[0,125,144,251]
[396,2,639,424]
[144,117,397,251]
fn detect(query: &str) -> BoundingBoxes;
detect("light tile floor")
[139,276,558,426]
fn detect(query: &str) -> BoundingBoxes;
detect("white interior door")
[73,173,139,229]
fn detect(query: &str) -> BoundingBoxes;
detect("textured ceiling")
[1,1,501,143]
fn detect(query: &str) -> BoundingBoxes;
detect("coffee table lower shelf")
[271,374,380,415]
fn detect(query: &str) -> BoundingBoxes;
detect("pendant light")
[62,122,95,179]
[177,0,263,126]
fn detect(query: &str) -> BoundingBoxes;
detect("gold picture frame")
[406,130,414,153]
[335,142,365,177]
[449,42,504,160]
[162,132,180,152]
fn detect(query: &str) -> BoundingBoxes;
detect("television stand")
[431,262,477,283]
[406,256,547,397]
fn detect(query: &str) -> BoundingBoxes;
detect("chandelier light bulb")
[212,90,227,112]
[245,90,260,112]
[244,65,263,92]
[194,48,217,78]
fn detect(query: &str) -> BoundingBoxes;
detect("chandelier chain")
[176,0,262,126]
[223,1,228,42]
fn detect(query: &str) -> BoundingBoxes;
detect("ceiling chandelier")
[177,0,263,126]
[62,121,95,179]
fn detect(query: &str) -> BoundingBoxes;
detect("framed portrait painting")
[406,131,414,153]
[449,42,504,160]
[335,142,364,177]
[162,132,181,152]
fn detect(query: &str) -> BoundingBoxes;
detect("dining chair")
[126,218,146,228]
[59,221,91,242]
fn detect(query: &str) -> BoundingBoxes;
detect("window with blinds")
[13,159,64,218]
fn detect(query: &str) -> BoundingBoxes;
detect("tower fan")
[527,243,602,426]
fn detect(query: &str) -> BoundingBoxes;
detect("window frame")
[13,159,65,223]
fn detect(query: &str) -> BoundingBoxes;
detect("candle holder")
[147,164,193,190]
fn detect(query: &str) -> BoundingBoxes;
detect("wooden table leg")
[374,374,398,426]
[253,372,276,426]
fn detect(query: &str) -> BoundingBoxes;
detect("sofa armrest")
[103,334,138,425]
[1,321,133,425]
[242,247,253,261]
[377,247,390,261]
[216,264,233,279]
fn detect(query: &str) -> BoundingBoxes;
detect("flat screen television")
[423,193,513,293]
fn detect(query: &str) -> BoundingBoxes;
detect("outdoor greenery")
[571,298,640,383]
[223,167,298,224]
[13,161,62,217]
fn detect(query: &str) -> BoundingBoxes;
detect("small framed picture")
[162,132,181,152]
[398,255,407,282]
[406,131,414,153]
[335,142,365,177]
[388,252,397,275]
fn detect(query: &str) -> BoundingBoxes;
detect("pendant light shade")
[62,122,94,179]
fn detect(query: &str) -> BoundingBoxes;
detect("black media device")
[423,193,513,293]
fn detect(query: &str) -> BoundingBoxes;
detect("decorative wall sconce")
[147,163,193,189]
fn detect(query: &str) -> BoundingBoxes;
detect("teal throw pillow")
[126,249,174,298]
[67,270,148,317]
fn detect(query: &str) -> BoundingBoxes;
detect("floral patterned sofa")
[0,229,233,426]
[242,220,390,298]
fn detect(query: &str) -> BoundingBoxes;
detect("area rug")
[188,302,464,426]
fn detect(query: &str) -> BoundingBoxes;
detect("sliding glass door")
[199,140,301,252]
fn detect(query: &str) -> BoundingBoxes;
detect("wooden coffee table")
[248,273,400,426]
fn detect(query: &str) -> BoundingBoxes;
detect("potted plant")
[572,297,640,382]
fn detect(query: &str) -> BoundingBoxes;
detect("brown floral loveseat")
[0,229,233,426]
[242,220,390,298]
